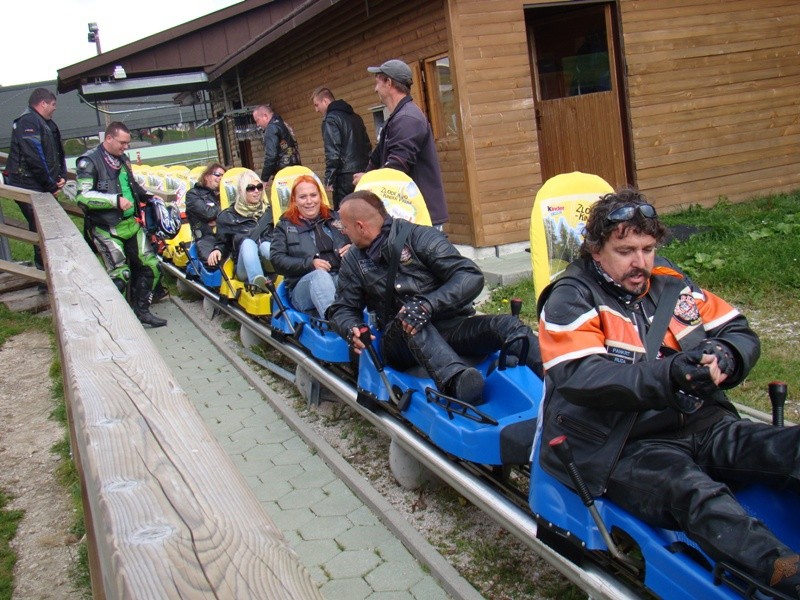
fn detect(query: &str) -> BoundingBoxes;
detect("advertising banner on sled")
[355,168,432,226]
[530,171,613,300]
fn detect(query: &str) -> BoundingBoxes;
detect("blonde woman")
[207,170,273,288]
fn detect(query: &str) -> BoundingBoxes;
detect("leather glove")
[345,323,369,348]
[669,349,718,408]
[694,339,737,377]
[397,298,431,333]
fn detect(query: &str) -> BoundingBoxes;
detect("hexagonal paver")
[312,491,363,518]
[297,515,352,541]
[346,505,381,527]
[323,549,383,579]
[250,478,292,502]
[320,577,372,600]
[268,507,316,531]
[336,525,394,551]
[410,576,451,600]
[290,466,338,491]
[277,487,327,511]
[292,538,341,566]
[365,562,424,592]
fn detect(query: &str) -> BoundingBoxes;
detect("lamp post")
[87,22,101,53]
[87,23,109,128]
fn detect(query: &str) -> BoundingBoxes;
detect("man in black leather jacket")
[5,88,67,271]
[537,189,800,597]
[312,87,371,209]
[252,104,300,183]
[327,190,541,405]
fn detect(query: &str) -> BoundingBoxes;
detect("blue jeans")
[236,239,272,283]
[290,270,337,317]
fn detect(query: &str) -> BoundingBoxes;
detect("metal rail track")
[163,262,776,600]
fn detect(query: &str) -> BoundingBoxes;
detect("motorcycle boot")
[132,278,167,328]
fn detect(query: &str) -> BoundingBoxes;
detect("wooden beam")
[0,259,46,283]
[34,195,322,599]
[0,223,40,245]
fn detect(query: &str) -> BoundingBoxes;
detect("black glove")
[670,349,718,406]
[345,323,369,348]
[694,339,737,377]
[397,298,431,333]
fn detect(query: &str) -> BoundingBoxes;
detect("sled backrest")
[354,168,432,226]
[529,171,613,301]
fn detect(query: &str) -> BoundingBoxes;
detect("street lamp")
[87,22,101,54]
[86,22,109,128]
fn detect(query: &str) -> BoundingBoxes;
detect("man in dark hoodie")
[312,87,371,209]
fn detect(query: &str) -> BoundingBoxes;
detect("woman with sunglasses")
[207,170,274,289]
[270,175,350,317]
[185,162,226,266]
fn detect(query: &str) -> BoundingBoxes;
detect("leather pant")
[381,313,542,390]
[605,413,800,585]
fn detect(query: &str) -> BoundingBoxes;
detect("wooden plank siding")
[228,0,465,236]
[620,0,800,210]
[209,0,800,246]
[445,0,539,247]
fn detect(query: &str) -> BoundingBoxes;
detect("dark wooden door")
[527,3,628,188]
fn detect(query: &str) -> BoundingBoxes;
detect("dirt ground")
[0,331,84,600]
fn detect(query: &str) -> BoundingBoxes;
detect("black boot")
[133,279,167,328]
[446,367,485,406]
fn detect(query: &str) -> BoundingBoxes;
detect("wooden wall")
[620,0,800,209]
[214,0,800,247]
[230,0,467,239]
[445,0,539,248]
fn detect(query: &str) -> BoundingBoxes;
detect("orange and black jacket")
[536,256,760,497]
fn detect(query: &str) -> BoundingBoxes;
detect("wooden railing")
[1,185,322,599]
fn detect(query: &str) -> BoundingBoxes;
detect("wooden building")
[58,0,800,250]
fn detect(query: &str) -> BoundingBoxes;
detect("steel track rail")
[162,263,657,599]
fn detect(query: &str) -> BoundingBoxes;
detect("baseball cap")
[367,59,413,86]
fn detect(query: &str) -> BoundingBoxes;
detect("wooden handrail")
[31,191,322,599]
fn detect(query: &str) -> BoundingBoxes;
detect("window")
[424,55,458,139]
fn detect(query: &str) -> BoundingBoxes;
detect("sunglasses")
[605,203,657,224]
[246,183,264,192]
[211,172,224,177]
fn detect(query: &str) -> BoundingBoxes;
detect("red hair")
[283,175,331,225]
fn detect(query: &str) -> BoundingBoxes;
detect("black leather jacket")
[185,183,220,261]
[212,206,273,264]
[537,257,761,497]
[260,114,300,182]
[270,213,349,292]
[321,100,371,185]
[5,108,66,193]
[327,218,483,333]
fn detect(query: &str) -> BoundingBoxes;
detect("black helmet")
[148,196,182,240]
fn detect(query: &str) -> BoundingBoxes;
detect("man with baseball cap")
[355,59,448,228]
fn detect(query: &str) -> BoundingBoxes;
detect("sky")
[1,0,242,88]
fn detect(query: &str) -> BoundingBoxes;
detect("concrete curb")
[171,296,485,600]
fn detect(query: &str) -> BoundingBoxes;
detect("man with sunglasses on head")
[76,122,166,327]
[536,188,800,597]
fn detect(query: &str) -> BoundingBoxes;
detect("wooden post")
[33,193,322,599]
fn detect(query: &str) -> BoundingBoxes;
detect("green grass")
[0,491,24,600]
[482,189,800,412]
